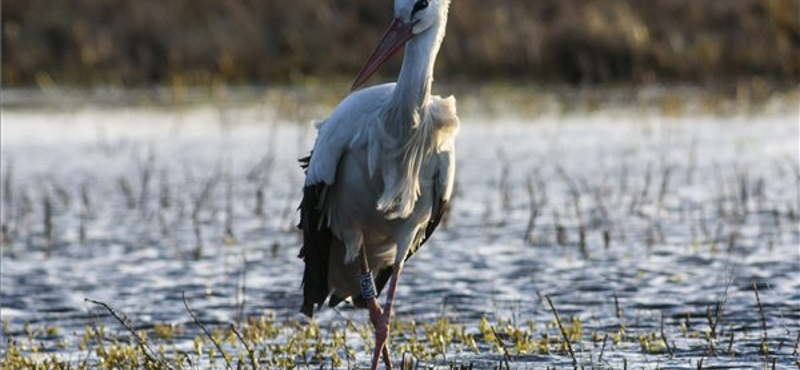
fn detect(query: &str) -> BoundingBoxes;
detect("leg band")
[359,272,377,299]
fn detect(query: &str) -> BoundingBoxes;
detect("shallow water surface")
[1,100,799,369]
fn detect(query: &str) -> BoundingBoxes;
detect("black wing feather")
[298,154,333,317]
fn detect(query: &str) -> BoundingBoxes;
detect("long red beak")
[351,19,414,91]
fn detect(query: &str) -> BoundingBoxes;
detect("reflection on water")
[1,91,798,368]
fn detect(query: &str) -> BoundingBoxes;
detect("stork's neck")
[395,26,442,110]
[385,20,445,137]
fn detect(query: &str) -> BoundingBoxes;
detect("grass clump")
[3,303,795,369]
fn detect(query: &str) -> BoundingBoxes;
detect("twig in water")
[553,211,567,246]
[737,169,750,216]
[790,158,800,225]
[752,281,769,357]
[727,331,735,354]
[249,154,274,218]
[159,169,171,209]
[614,293,624,324]
[224,168,235,244]
[711,274,732,340]
[80,182,92,216]
[705,306,716,355]
[85,298,174,370]
[182,292,233,370]
[235,252,248,324]
[192,170,220,220]
[192,222,203,260]
[591,186,611,225]
[686,138,697,185]
[727,230,739,252]
[617,157,629,204]
[497,151,511,213]
[545,295,577,369]
[2,160,13,208]
[246,153,275,183]
[49,176,72,207]
[578,225,587,258]
[657,165,672,211]
[79,182,91,244]
[138,152,154,214]
[660,312,674,357]
[598,333,608,362]
[117,177,136,210]
[490,326,512,369]
[524,175,546,245]
[0,160,16,244]
[279,172,300,232]
[630,161,652,215]
[555,165,582,222]
[254,187,264,217]
[19,191,33,236]
[709,220,724,251]
[230,324,258,370]
[191,172,220,259]
[43,192,53,247]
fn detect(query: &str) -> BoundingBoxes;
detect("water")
[1,93,799,369]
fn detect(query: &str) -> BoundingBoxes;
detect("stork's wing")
[304,84,394,187]
[298,174,332,317]
[299,84,395,317]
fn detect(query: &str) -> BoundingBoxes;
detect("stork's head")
[395,0,449,35]
[351,0,450,90]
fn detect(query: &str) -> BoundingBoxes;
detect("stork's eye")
[412,0,429,15]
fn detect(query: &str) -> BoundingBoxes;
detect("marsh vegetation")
[3,0,799,87]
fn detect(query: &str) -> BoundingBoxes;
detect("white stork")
[297,0,457,368]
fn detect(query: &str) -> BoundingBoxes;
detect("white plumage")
[307,86,458,291]
[298,0,456,368]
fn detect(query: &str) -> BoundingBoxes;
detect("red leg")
[359,249,392,370]
[370,264,405,370]
[362,269,392,370]
[382,344,393,370]
[368,296,393,370]
[366,297,390,365]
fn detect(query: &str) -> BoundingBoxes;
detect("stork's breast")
[428,95,460,133]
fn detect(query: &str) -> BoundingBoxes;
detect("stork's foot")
[368,298,393,370]
[382,344,393,370]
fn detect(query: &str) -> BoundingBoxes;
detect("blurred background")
[3,0,799,89]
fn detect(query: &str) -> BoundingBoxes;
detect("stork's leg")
[361,249,392,370]
[370,233,414,370]
[370,261,405,370]
[367,296,392,370]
